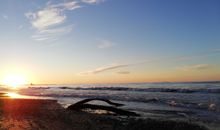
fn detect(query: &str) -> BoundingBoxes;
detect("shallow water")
[1,82,220,129]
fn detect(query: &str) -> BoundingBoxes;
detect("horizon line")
[1,80,219,86]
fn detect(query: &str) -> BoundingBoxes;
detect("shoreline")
[0,97,209,130]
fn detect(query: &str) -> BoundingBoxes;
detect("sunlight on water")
[5,92,30,99]
[6,92,22,98]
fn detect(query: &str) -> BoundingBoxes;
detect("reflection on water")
[0,92,34,99]
[5,92,23,98]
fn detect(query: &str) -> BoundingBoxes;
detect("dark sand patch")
[0,98,208,130]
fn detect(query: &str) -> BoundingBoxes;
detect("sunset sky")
[0,0,220,84]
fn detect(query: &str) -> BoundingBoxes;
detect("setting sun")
[2,74,28,88]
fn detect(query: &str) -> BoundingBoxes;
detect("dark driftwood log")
[73,98,124,107]
[67,98,140,116]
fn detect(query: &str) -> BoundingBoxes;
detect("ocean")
[1,82,220,129]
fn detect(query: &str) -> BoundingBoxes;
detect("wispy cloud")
[81,0,105,4]
[26,1,80,41]
[2,14,8,20]
[176,49,220,61]
[212,48,220,52]
[177,64,212,71]
[97,39,115,49]
[25,0,108,42]
[78,59,166,76]
[117,71,130,74]
[79,63,129,75]
[78,49,220,75]
[49,1,81,10]
[32,25,74,41]
[18,25,24,30]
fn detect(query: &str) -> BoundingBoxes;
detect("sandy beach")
[0,97,209,130]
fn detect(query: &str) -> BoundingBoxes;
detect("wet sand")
[0,98,208,130]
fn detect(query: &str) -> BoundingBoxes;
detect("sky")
[0,0,220,84]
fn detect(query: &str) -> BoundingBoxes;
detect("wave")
[27,86,220,94]
[18,90,220,112]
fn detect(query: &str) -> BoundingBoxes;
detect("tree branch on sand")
[67,98,140,116]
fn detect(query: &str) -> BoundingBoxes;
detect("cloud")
[98,39,115,49]
[78,48,219,75]
[177,64,212,71]
[2,14,8,20]
[25,1,80,41]
[26,8,66,30]
[79,63,129,75]
[212,48,220,53]
[18,25,24,30]
[81,0,105,4]
[49,1,81,10]
[32,25,74,41]
[117,71,130,74]
[25,1,107,42]
[174,56,193,61]
[78,59,159,76]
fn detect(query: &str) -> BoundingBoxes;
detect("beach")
[16,82,220,130]
[0,96,209,130]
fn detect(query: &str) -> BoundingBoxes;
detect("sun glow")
[2,74,28,88]
[6,92,21,98]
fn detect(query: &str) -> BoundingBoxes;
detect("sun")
[2,74,28,88]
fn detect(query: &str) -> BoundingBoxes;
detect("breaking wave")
[27,86,220,94]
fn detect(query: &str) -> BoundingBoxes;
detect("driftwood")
[72,98,124,107]
[67,98,140,116]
